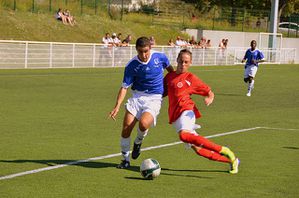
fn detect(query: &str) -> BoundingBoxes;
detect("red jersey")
[164,71,211,123]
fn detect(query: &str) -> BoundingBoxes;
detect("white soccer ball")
[140,158,161,179]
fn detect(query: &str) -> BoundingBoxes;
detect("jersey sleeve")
[161,53,170,69]
[190,74,211,96]
[258,50,265,60]
[122,64,135,88]
[243,49,250,60]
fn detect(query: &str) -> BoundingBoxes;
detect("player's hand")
[204,97,214,106]
[252,59,257,64]
[109,107,119,121]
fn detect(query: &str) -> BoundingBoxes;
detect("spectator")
[112,32,121,47]
[256,18,261,28]
[102,33,113,47]
[189,36,197,46]
[223,38,228,48]
[175,36,187,48]
[63,9,76,26]
[168,39,175,47]
[206,39,212,48]
[122,34,132,46]
[55,8,67,25]
[149,36,156,46]
[198,37,207,48]
[117,33,122,45]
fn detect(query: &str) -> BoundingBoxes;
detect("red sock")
[196,147,230,163]
[179,131,222,152]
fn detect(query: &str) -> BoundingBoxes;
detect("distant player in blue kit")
[109,37,174,169]
[242,40,265,96]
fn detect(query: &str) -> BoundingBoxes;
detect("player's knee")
[248,77,253,83]
[179,131,191,143]
[138,122,150,132]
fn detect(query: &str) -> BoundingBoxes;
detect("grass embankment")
[0,9,186,44]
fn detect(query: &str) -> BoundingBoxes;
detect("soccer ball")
[140,158,161,179]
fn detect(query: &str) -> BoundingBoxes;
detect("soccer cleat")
[132,142,142,159]
[220,146,236,162]
[116,160,130,169]
[229,158,240,174]
[246,92,251,97]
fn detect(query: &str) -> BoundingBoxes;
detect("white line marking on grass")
[0,126,298,181]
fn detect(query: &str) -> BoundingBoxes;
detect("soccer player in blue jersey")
[242,40,265,96]
[109,37,174,169]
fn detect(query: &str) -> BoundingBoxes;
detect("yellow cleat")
[220,146,236,162]
[229,158,240,174]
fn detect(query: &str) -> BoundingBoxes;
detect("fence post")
[202,49,205,65]
[93,44,96,67]
[25,42,28,69]
[72,44,75,68]
[49,43,53,68]
[112,47,115,67]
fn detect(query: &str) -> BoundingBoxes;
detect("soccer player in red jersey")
[163,49,240,174]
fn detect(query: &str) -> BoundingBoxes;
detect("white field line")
[0,126,297,181]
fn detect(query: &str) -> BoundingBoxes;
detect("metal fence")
[0,40,296,69]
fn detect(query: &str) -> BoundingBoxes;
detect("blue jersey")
[244,48,264,67]
[122,51,170,94]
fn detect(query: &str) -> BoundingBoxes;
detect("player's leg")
[179,131,222,152]
[117,110,138,169]
[191,145,230,163]
[246,66,257,96]
[132,111,154,159]
[132,96,162,159]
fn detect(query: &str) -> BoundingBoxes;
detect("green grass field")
[0,64,299,197]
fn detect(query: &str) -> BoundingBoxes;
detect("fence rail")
[0,40,296,69]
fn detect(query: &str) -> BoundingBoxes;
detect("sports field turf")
[0,64,298,197]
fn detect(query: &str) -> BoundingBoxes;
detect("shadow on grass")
[0,159,140,173]
[216,93,242,97]
[282,146,299,150]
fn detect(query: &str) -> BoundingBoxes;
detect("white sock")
[120,137,131,161]
[248,80,255,92]
[134,128,148,144]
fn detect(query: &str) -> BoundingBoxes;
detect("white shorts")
[172,110,201,133]
[125,91,162,126]
[244,65,258,78]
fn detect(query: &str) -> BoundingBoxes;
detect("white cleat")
[246,92,251,97]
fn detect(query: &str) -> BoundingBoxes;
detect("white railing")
[0,40,296,69]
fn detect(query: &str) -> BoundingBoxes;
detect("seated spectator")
[206,39,212,48]
[55,8,67,25]
[175,36,186,48]
[198,37,207,48]
[102,33,113,47]
[63,9,76,26]
[122,34,132,46]
[168,39,175,47]
[189,36,197,46]
[111,33,121,47]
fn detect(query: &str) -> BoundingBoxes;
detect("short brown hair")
[136,37,151,48]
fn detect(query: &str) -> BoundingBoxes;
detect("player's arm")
[242,51,248,63]
[109,87,128,121]
[166,64,174,73]
[204,90,214,106]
